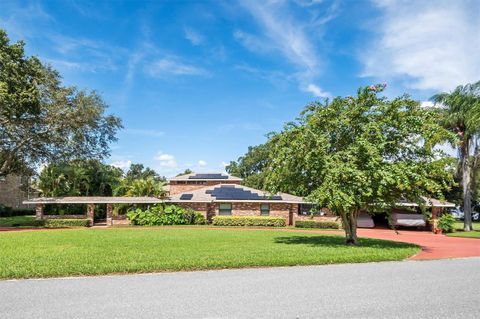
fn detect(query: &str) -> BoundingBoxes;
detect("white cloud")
[123,128,165,137]
[221,161,229,168]
[154,152,178,168]
[239,1,319,75]
[362,0,480,92]
[294,0,325,6]
[198,160,207,167]
[184,28,204,45]
[236,1,338,97]
[146,57,209,77]
[420,101,434,108]
[304,83,330,98]
[110,160,132,170]
[233,30,272,54]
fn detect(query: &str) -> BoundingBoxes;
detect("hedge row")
[295,220,340,229]
[212,216,286,227]
[43,219,90,228]
[0,205,35,217]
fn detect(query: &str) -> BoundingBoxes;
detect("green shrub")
[0,216,44,227]
[126,204,204,226]
[193,213,207,225]
[295,220,340,229]
[438,213,456,233]
[212,216,286,227]
[11,208,35,216]
[43,219,90,228]
[0,205,13,217]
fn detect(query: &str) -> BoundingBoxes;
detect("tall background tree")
[115,163,167,198]
[265,85,455,244]
[0,29,122,177]
[176,169,193,176]
[125,163,165,182]
[226,143,272,190]
[433,81,480,231]
[37,160,123,197]
[36,160,123,215]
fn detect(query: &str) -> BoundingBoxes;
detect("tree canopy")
[0,29,122,177]
[226,143,272,190]
[37,160,123,197]
[125,163,165,182]
[176,169,193,176]
[264,84,456,244]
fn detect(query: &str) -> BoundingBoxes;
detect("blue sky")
[1,0,479,177]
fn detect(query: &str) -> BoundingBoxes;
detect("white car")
[447,206,480,221]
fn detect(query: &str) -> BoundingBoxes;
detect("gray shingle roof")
[396,197,455,208]
[168,184,304,203]
[23,196,163,204]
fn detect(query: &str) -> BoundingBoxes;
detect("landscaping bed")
[0,227,419,279]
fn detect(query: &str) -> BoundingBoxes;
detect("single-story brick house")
[167,173,308,225]
[23,172,453,232]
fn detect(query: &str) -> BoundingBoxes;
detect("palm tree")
[433,81,480,231]
[125,177,167,198]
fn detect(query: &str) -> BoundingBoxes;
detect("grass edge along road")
[0,227,419,279]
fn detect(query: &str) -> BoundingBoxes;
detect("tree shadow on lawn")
[274,235,415,249]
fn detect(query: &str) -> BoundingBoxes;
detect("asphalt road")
[1,258,479,318]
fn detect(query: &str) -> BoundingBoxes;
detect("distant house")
[0,174,33,209]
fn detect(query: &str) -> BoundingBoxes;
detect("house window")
[260,204,270,216]
[299,204,325,216]
[219,203,232,216]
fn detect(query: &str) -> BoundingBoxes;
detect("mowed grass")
[0,227,419,279]
[447,221,480,239]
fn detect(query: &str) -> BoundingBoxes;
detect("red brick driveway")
[357,228,480,260]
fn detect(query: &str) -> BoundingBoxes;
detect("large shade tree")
[265,84,455,244]
[0,29,122,177]
[433,81,480,231]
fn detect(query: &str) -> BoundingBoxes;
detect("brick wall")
[169,180,242,195]
[0,175,32,209]
[112,215,131,225]
[176,201,295,224]
[175,202,210,220]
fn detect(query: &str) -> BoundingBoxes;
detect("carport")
[23,197,164,226]
[396,197,456,233]
[359,197,455,233]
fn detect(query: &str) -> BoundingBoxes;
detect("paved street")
[1,258,479,318]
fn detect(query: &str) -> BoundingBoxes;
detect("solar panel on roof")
[180,194,193,200]
[208,186,282,201]
[189,173,228,180]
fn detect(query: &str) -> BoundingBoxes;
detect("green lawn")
[0,215,39,227]
[447,221,480,239]
[453,221,479,231]
[0,227,419,279]
[447,231,480,238]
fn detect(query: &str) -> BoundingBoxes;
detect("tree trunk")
[461,141,472,232]
[341,211,359,245]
